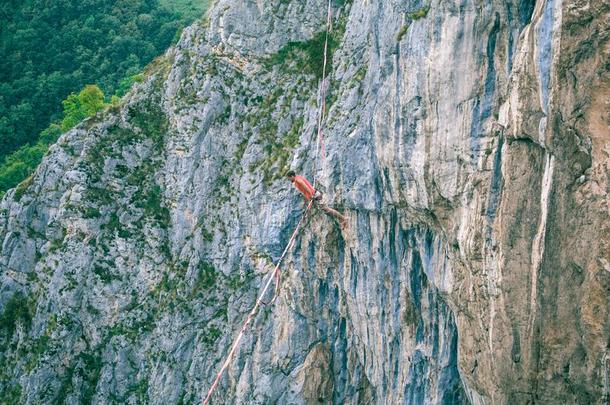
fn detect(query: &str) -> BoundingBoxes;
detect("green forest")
[0,0,210,197]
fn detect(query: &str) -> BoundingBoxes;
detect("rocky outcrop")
[1,0,608,403]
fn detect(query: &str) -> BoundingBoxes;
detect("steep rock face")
[1,0,609,404]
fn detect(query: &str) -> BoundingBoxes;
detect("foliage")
[0,383,22,405]
[201,325,221,347]
[396,23,411,42]
[114,74,144,98]
[159,0,210,18]
[0,292,32,338]
[408,6,431,20]
[267,31,341,79]
[396,6,430,43]
[266,0,351,80]
[249,117,304,186]
[194,261,218,291]
[60,85,105,132]
[0,144,46,195]
[0,0,209,160]
[0,85,107,198]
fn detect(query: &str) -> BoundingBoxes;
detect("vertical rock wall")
[0,0,608,403]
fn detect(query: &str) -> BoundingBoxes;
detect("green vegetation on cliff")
[0,85,108,198]
[0,0,183,158]
[0,0,210,198]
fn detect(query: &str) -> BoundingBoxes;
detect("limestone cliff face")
[1,0,609,403]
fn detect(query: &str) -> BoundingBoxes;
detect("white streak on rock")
[528,152,555,336]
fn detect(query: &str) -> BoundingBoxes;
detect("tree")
[1,84,106,196]
[0,0,209,160]
[60,85,105,132]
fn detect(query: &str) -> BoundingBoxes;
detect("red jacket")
[291,175,316,200]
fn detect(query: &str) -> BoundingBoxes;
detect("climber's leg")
[318,203,347,228]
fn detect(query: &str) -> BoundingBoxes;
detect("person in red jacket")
[286,170,346,228]
[286,170,321,202]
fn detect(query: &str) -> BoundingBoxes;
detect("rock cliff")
[1,0,609,403]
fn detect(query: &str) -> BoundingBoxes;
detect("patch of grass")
[107,311,156,343]
[394,6,431,44]
[408,6,430,20]
[250,116,304,186]
[80,352,103,403]
[193,261,218,292]
[201,325,221,347]
[87,187,114,206]
[126,103,169,151]
[55,349,104,404]
[266,30,342,79]
[87,303,100,316]
[82,207,101,219]
[217,104,232,124]
[13,174,34,201]
[396,22,411,42]
[103,212,122,233]
[200,226,213,242]
[136,184,170,225]
[49,229,66,252]
[0,383,22,405]
[26,271,38,282]
[234,137,250,162]
[158,272,176,294]
[226,272,252,291]
[93,264,120,284]
[353,66,367,83]
[132,376,149,403]
[0,292,33,338]
[24,335,51,372]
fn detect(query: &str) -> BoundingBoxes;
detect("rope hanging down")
[202,202,313,405]
[201,1,333,403]
[313,0,333,189]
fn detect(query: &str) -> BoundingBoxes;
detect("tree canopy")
[0,0,209,197]
[0,84,107,196]
[0,0,208,159]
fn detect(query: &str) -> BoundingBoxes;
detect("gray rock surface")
[1,0,609,403]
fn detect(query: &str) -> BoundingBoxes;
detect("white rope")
[201,1,335,402]
[313,0,333,189]
[201,202,313,405]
